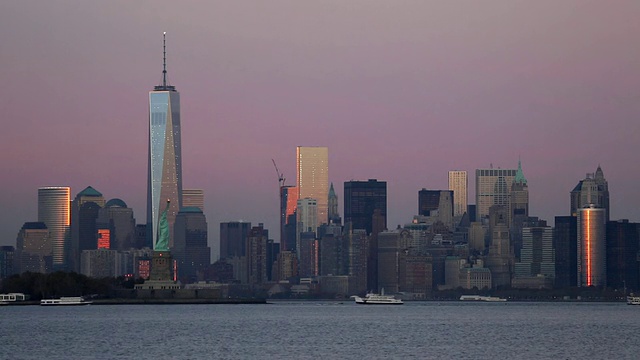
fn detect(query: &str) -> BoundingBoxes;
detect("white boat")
[459,295,507,302]
[353,290,403,305]
[40,297,93,306]
[627,295,640,305]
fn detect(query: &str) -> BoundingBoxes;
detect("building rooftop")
[77,186,102,197]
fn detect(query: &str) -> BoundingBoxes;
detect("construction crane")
[272,159,286,188]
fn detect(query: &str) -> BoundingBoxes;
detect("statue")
[155,200,170,251]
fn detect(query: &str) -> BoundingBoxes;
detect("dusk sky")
[1,1,639,259]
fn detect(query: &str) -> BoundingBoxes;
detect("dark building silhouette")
[344,179,387,235]
[16,222,52,273]
[247,225,268,285]
[0,246,16,279]
[220,221,251,259]
[172,207,210,283]
[570,165,610,221]
[70,186,105,272]
[606,220,640,291]
[279,185,298,252]
[96,199,136,251]
[554,216,577,288]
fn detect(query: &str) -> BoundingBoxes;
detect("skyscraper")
[577,205,606,287]
[279,185,298,251]
[328,183,340,224]
[172,207,210,283]
[16,222,51,273]
[296,146,329,226]
[147,32,183,250]
[570,166,610,221]
[96,199,136,251]
[219,221,251,259]
[475,167,517,221]
[343,179,387,235]
[70,186,105,272]
[296,198,318,253]
[448,170,467,217]
[38,186,70,270]
[182,189,204,211]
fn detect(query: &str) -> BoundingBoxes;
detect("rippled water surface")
[3,301,640,359]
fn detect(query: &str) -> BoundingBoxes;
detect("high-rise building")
[96,199,136,251]
[70,186,105,272]
[343,179,387,235]
[554,216,577,288]
[570,166,610,221]
[16,222,51,273]
[219,221,251,259]
[448,170,468,217]
[296,146,329,226]
[485,205,513,288]
[328,183,341,224]
[246,225,268,285]
[296,198,318,255]
[514,226,555,279]
[606,220,639,291]
[173,207,210,283]
[417,189,454,230]
[510,161,529,259]
[147,33,183,251]
[182,189,204,211]
[279,186,298,251]
[38,186,70,270]
[577,205,606,287]
[475,167,517,221]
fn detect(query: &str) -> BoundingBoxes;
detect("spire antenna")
[162,31,167,87]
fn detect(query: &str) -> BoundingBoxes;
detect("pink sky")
[1,1,639,258]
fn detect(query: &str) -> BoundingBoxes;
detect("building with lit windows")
[448,170,468,217]
[182,189,204,211]
[38,186,70,270]
[577,205,606,287]
[296,146,329,226]
[147,33,183,250]
[70,186,105,272]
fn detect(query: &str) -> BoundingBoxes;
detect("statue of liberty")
[155,200,170,251]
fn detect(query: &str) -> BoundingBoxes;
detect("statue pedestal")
[135,251,182,292]
[150,251,173,281]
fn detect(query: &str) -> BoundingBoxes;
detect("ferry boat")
[40,297,93,306]
[627,295,640,305]
[0,293,27,305]
[353,291,403,305]
[459,295,507,302]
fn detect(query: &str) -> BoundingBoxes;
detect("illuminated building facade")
[280,185,298,251]
[96,199,136,251]
[577,205,606,287]
[296,146,329,226]
[147,33,183,250]
[448,170,468,217]
[38,186,70,269]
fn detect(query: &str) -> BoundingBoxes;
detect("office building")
[448,170,468,217]
[606,220,639,291]
[296,146,329,225]
[475,167,517,221]
[418,189,454,230]
[96,199,136,251]
[16,222,51,273]
[328,183,341,224]
[570,166,610,221]
[279,185,298,251]
[173,207,210,283]
[554,216,577,288]
[219,221,251,259]
[246,225,268,285]
[182,189,204,211]
[38,186,71,270]
[296,198,318,254]
[70,186,105,272]
[577,205,606,287]
[514,226,555,279]
[344,179,387,235]
[147,33,183,250]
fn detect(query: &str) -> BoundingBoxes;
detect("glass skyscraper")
[38,186,70,269]
[147,33,183,250]
[296,146,329,226]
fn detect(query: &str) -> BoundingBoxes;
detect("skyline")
[1,2,639,259]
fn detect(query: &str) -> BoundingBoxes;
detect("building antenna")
[162,32,167,88]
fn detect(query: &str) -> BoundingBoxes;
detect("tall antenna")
[162,31,167,88]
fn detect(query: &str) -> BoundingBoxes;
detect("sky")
[1,1,639,260]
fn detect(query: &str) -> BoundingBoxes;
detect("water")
[2,301,640,359]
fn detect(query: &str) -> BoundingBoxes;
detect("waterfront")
[2,301,640,359]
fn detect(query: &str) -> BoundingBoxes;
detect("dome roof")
[105,198,128,208]
[77,186,102,197]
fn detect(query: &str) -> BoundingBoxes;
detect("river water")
[2,301,639,359]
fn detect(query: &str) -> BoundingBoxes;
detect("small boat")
[459,295,507,302]
[40,297,93,306]
[353,289,403,305]
[627,295,640,305]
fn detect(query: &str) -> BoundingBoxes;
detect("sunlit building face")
[296,146,329,226]
[38,186,70,268]
[577,205,606,287]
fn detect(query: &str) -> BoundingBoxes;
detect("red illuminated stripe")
[586,210,591,286]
